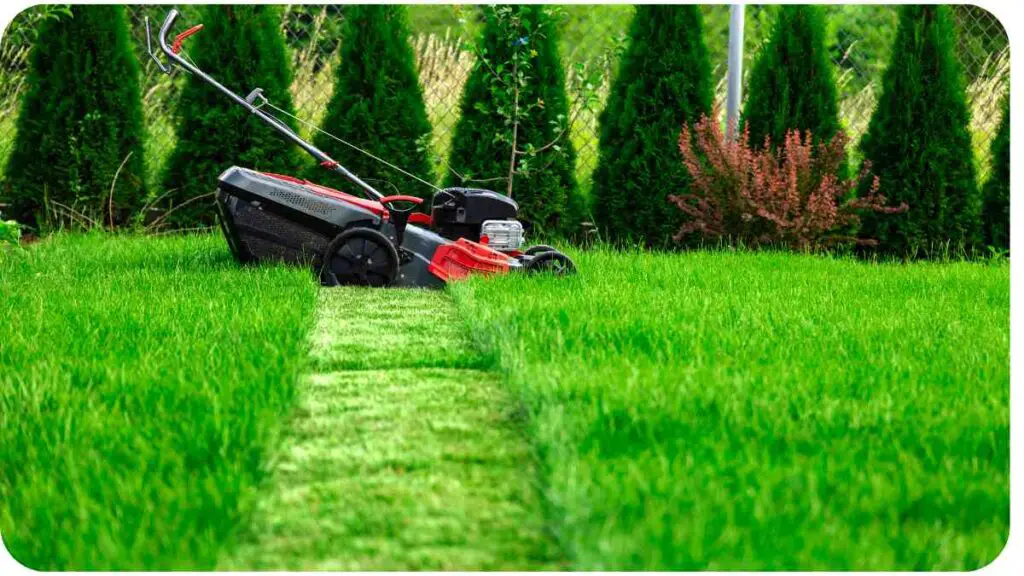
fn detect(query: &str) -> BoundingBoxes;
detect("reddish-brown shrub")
[669,111,906,250]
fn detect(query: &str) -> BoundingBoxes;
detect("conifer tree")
[591,6,714,247]
[2,5,146,227]
[307,5,434,202]
[982,97,1009,250]
[742,5,841,148]
[858,5,981,254]
[161,5,302,227]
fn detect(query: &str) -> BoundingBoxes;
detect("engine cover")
[430,187,519,242]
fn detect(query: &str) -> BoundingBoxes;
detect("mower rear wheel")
[320,227,399,287]
[525,250,576,276]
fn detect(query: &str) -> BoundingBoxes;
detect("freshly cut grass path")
[0,234,318,569]
[450,249,1009,570]
[220,288,558,570]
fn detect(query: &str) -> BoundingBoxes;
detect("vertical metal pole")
[726,4,745,141]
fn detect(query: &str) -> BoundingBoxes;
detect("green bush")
[444,5,577,235]
[982,97,1009,251]
[591,6,714,247]
[1,5,146,228]
[0,213,20,245]
[742,6,840,148]
[161,5,302,227]
[858,5,981,255]
[306,5,434,202]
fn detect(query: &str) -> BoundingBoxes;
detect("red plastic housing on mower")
[428,238,512,281]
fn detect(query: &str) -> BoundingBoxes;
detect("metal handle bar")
[147,9,384,201]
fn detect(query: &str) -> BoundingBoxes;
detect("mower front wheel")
[524,244,558,257]
[320,227,399,287]
[525,250,576,276]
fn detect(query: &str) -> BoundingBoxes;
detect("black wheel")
[525,250,576,276]
[320,227,399,287]
[524,244,558,257]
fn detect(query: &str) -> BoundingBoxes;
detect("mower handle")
[145,8,386,202]
[379,195,424,207]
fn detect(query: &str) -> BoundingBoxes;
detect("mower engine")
[430,188,523,251]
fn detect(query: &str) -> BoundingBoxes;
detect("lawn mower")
[146,9,575,289]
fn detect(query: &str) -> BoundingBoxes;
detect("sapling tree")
[1,5,146,229]
[444,4,579,234]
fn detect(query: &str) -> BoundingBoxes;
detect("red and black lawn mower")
[146,9,575,289]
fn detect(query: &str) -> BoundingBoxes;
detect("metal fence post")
[726,4,745,141]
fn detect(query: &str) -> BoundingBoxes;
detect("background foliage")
[0,4,1009,240]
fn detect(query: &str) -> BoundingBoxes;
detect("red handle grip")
[379,195,424,206]
[172,24,204,54]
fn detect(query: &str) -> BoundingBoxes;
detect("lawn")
[0,234,318,569]
[0,235,1010,570]
[449,248,1009,570]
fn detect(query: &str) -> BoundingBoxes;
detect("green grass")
[221,289,559,570]
[0,235,1010,570]
[449,248,1009,570]
[0,233,318,569]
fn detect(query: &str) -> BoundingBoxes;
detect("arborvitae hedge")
[306,5,434,202]
[858,5,981,254]
[2,5,146,227]
[591,6,714,247]
[742,5,841,148]
[982,97,1009,250]
[161,5,302,227]
[444,5,577,234]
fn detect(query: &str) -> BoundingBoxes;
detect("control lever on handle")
[245,88,266,106]
[171,24,204,54]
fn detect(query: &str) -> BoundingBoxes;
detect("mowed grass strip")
[221,288,560,570]
[449,249,1009,570]
[0,234,318,569]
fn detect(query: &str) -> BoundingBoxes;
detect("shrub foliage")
[671,111,906,251]
[1,5,146,228]
[161,5,302,227]
[591,6,714,247]
[857,5,981,254]
[982,97,1009,250]
[444,5,577,234]
[307,5,434,202]
[742,6,841,149]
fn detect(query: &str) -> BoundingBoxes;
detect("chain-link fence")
[0,4,1010,192]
